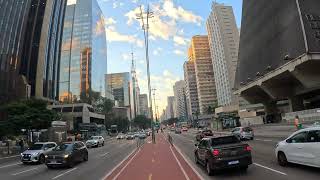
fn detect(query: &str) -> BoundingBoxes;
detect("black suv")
[45,141,88,168]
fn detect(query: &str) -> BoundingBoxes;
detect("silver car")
[232,127,254,140]
[21,142,57,164]
[86,136,104,148]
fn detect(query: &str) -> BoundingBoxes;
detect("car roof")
[299,126,320,131]
[35,142,56,144]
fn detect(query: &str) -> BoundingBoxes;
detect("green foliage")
[0,99,59,136]
[105,117,130,133]
[133,115,151,129]
[94,97,114,114]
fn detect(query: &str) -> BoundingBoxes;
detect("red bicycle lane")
[104,133,202,180]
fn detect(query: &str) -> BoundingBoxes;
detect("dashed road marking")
[152,158,155,163]
[255,139,274,142]
[148,173,152,180]
[100,152,110,157]
[52,168,77,179]
[11,167,38,176]
[169,145,190,180]
[254,163,287,176]
[0,162,21,169]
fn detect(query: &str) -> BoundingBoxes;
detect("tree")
[133,115,151,129]
[0,99,59,136]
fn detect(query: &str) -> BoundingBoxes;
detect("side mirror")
[286,139,292,143]
[195,144,198,147]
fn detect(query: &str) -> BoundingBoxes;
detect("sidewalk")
[104,134,201,180]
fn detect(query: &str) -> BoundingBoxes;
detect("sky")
[96,0,243,113]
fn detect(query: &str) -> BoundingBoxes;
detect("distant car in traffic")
[85,136,104,148]
[275,126,320,168]
[116,133,125,140]
[175,128,182,134]
[139,132,147,139]
[126,133,135,140]
[182,127,188,132]
[194,136,252,175]
[170,127,175,131]
[21,142,57,164]
[231,127,254,140]
[45,141,88,168]
[196,129,213,141]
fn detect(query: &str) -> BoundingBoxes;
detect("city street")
[170,129,320,180]
[0,138,136,180]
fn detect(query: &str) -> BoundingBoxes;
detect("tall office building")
[206,2,239,106]
[105,73,131,107]
[59,0,107,103]
[166,96,175,119]
[173,80,188,120]
[189,36,217,114]
[0,0,67,103]
[139,94,149,117]
[184,61,199,119]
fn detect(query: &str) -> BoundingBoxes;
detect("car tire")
[278,152,288,166]
[47,165,54,169]
[68,161,74,168]
[102,142,104,146]
[250,137,254,140]
[206,161,214,176]
[240,165,248,171]
[194,153,199,164]
[83,153,88,162]
[97,143,99,148]
[39,154,45,164]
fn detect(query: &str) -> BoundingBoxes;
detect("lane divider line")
[101,148,138,180]
[169,145,190,180]
[11,167,38,175]
[0,155,20,160]
[0,162,21,169]
[100,152,110,157]
[253,163,287,176]
[52,167,77,180]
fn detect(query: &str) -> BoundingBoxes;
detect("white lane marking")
[253,163,287,176]
[255,139,273,142]
[100,152,110,157]
[52,168,77,180]
[0,155,20,160]
[101,148,138,180]
[0,162,21,169]
[169,145,190,180]
[11,167,38,175]
[111,148,141,180]
[172,144,205,180]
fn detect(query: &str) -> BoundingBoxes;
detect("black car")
[194,136,252,175]
[45,141,88,168]
[196,129,213,141]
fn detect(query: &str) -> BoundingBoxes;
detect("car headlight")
[64,154,69,158]
[45,155,48,158]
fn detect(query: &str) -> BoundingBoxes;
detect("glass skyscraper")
[105,73,130,107]
[59,0,107,103]
[0,0,67,103]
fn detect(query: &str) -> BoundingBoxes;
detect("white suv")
[275,127,320,168]
[86,136,104,148]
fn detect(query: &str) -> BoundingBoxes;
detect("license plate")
[228,160,239,165]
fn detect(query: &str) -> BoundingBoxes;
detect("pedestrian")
[294,115,300,130]
[18,139,24,153]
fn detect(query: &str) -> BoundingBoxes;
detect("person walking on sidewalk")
[294,115,302,130]
[18,139,24,153]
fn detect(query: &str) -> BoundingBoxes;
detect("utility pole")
[152,88,157,121]
[136,5,155,143]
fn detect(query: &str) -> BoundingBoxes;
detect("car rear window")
[243,127,252,132]
[204,130,212,133]
[211,136,240,146]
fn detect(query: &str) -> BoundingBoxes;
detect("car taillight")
[245,145,252,151]
[212,149,220,156]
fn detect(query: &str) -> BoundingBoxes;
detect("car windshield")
[243,127,252,132]
[53,144,73,151]
[91,136,99,140]
[211,136,241,146]
[29,144,44,150]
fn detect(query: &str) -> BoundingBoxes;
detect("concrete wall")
[240,116,264,126]
[283,108,320,123]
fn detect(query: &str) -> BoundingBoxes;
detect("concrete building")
[206,2,239,106]
[235,0,320,122]
[166,96,175,119]
[139,94,149,118]
[189,35,217,114]
[59,0,107,104]
[173,80,188,120]
[112,107,131,121]
[184,61,200,120]
[0,0,67,103]
[105,73,130,107]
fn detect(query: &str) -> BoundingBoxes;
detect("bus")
[109,125,118,137]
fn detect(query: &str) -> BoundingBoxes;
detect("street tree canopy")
[133,115,151,129]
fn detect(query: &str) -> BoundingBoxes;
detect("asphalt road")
[170,130,320,180]
[0,138,136,180]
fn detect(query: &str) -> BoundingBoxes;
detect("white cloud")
[132,0,138,3]
[152,47,163,56]
[173,50,184,56]
[105,17,116,25]
[112,2,117,8]
[105,26,143,47]
[67,0,76,5]
[121,53,131,61]
[173,35,188,46]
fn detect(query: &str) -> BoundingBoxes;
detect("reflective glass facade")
[105,73,130,107]
[59,0,107,103]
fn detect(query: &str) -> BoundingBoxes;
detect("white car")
[86,136,104,148]
[116,133,125,139]
[21,142,57,164]
[275,127,320,168]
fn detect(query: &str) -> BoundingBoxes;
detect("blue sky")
[97,0,242,111]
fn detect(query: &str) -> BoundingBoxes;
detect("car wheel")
[102,142,104,146]
[250,137,254,140]
[240,165,248,171]
[278,152,288,166]
[83,153,88,162]
[206,161,214,176]
[68,160,74,168]
[97,143,99,147]
[47,165,54,169]
[39,154,45,164]
[194,153,199,164]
